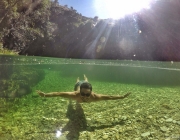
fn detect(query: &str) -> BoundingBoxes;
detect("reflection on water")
[0,55,180,139]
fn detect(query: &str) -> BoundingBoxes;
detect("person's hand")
[36,90,45,97]
[123,92,131,98]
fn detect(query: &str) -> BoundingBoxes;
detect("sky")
[58,0,153,19]
[58,0,97,18]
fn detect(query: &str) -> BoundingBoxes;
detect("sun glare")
[94,0,152,19]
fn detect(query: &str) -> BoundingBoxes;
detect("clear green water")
[0,55,180,140]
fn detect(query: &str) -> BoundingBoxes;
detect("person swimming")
[37,74,131,103]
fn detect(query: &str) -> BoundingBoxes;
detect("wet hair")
[80,82,92,91]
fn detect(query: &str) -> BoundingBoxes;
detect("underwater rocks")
[0,66,44,98]
[160,126,168,132]
[177,121,180,125]
[141,132,151,137]
[1,83,180,139]
[165,118,173,122]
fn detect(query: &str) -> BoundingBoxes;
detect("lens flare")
[94,0,152,19]
[56,130,62,138]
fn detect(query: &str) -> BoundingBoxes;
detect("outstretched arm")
[36,90,76,99]
[93,92,131,101]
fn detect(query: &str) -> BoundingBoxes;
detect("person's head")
[80,82,92,97]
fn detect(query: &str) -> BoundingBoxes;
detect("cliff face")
[1,0,180,61]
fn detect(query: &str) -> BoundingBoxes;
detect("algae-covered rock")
[0,66,44,98]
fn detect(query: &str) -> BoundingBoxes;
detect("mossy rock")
[0,66,44,98]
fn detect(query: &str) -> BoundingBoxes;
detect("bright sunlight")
[94,0,152,19]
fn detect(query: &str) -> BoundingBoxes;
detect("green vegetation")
[0,0,94,56]
[0,0,179,60]
[0,43,18,55]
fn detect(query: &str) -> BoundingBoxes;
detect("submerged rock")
[102,135,109,139]
[121,116,127,121]
[160,126,168,132]
[176,121,180,125]
[135,109,140,113]
[141,132,151,137]
[165,118,173,122]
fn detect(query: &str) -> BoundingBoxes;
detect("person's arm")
[36,90,76,99]
[93,92,131,101]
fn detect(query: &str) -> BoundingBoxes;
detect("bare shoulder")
[91,92,102,99]
[63,91,79,100]
[74,91,80,95]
